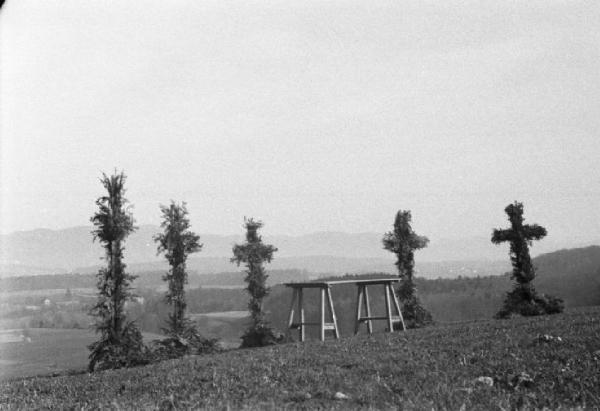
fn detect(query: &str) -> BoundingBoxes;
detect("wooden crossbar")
[358,316,404,322]
[290,322,322,327]
[290,322,336,328]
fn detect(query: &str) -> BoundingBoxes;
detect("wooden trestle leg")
[286,288,298,340]
[355,284,374,335]
[320,288,326,341]
[326,286,340,339]
[354,281,406,335]
[363,285,373,334]
[354,285,364,335]
[390,284,406,331]
[287,285,339,342]
[298,288,305,341]
[384,283,394,332]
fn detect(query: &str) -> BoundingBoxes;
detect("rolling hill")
[2,225,596,277]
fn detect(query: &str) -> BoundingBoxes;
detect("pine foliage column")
[231,218,280,347]
[88,171,144,371]
[383,210,432,328]
[154,202,202,337]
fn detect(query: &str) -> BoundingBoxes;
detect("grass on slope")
[1,307,599,410]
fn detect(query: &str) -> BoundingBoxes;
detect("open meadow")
[1,306,598,410]
[0,329,163,381]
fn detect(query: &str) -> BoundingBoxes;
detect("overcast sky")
[1,0,599,242]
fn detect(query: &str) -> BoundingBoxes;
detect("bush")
[148,323,219,361]
[402,302,434,329]
[495,287,564,319]
[88,322,148,372]
[240,324,284,348]
[537,294,565,314]
[396,294,434,329]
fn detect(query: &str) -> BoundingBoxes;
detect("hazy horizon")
[1,1,599,243]
[2,223,600,244]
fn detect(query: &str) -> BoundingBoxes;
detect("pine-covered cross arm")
[492,219,547,245]
[491,201,561,318]
[491,228,514,244]
[409,234,429,249]
[522,224,548,242]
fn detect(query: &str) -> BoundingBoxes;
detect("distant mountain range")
[0,225,597,277]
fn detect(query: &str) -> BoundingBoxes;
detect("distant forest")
[0,269,311,293]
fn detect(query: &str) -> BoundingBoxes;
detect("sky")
[1,0,599,242]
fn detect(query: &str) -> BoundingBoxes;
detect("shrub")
[88,321,148,371]
[149,322,219,361]
[239,324,284,348]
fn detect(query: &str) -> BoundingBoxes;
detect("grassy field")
[1,306,599,410]
[0,313,247,380]
[0,329,162,381]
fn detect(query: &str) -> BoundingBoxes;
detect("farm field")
[0,312,246,381]
[190,311,248,319]
[1,306,599,410]
[0,329,162,381]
